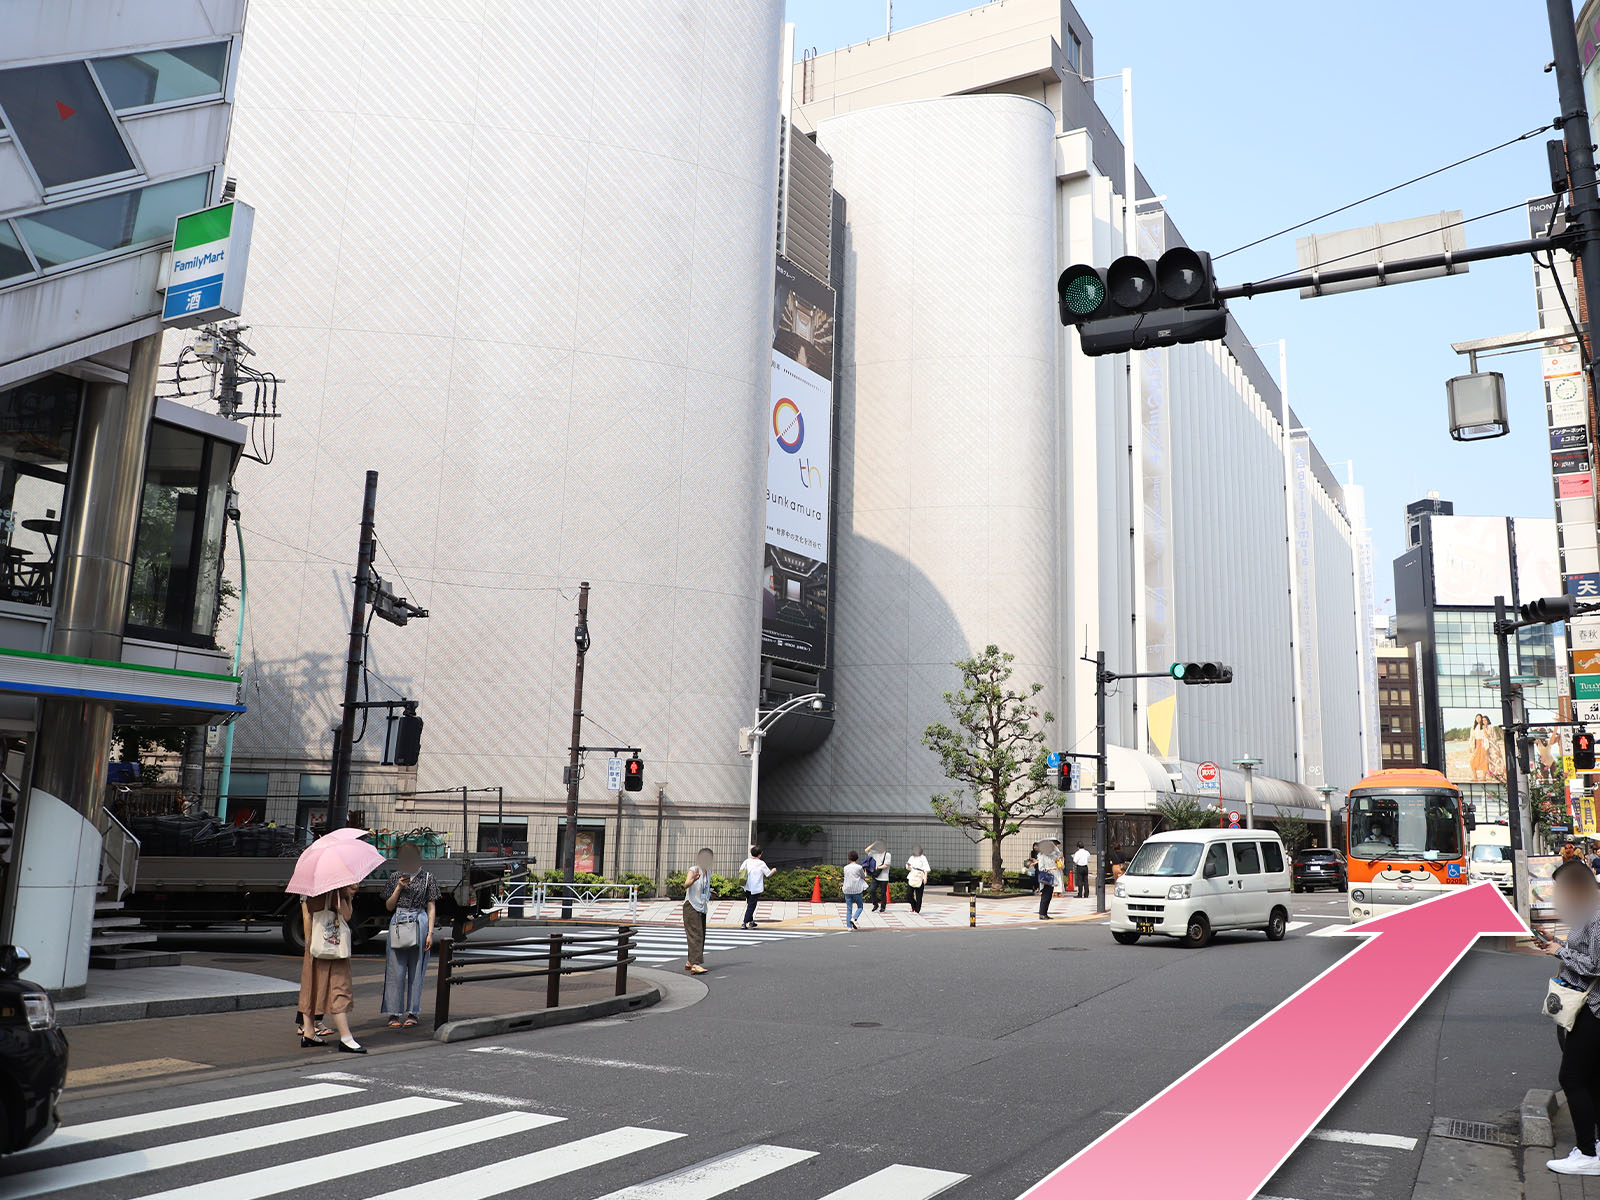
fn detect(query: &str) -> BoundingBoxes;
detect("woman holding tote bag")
[1537,859,1600,1176]
[299,885,365,1053]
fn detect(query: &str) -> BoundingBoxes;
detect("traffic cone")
[810,875,822,904]
[885,884,892,907]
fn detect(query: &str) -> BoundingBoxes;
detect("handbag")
[390,910,420,950]
[907,868,928,889]
[309,907,351,960]
[1544,976,1595,1031]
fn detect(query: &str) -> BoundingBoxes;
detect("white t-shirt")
[740,858,774,893]
[874,851,892,881]
[905,854,931,881]
[1072,847,1091,868]
[843,862,866,894]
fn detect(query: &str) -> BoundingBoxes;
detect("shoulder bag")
[907,867,928,889]
[390,909,420,949]
[1544,976,1595,1031]
[309,906,351,960]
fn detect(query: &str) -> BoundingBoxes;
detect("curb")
[1521,1089,1560,1200]
[432,983,662,1044]
[1523,1088,1557,1149]
[56,984,298,1028]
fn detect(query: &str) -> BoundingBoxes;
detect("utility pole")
[561,582,592,918]
[1094,650,1109,914]
[1495,595,1531,926]
[328,470,378,830]
[1548,0,1600,400]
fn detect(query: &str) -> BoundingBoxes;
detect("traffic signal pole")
[1495,595,1532,927]
[328,470,378,831]
[561,582,591,919]
[1547,0,1600,402]
[1095,650,1108,915]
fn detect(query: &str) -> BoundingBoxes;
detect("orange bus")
[1344,767,1469,922]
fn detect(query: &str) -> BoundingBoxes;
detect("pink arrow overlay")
[1017,882,1527,1200]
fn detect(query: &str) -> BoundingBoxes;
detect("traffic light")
[1170,661,1233,685]
[1057,247,1227,357]
[1055,761,1074,791]
[624,754,644,792]
[393,711,424,766]
[1577,731,1596,773]
[1520,595,1578,624]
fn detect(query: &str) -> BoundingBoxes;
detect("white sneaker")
[1549,1147,1600,1175]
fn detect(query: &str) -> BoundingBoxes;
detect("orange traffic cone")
[810,875,822,904]
[885,884,892,907]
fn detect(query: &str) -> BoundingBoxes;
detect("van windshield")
[1127,841,1203,877]
[1470,844,1510,863]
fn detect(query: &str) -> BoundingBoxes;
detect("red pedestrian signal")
[624,755,644,792]
[1577,731,1596,773]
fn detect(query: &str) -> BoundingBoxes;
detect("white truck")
[1467,823,1513,896]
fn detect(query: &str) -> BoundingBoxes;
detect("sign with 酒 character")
[163,201,254,328]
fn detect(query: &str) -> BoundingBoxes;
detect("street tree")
[1154,795,1217,832]
[924,644,1058,890]
[1274,813,1313,855]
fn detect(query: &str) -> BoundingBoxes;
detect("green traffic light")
[1169,662,1186,680]
[1058,265,1108,318]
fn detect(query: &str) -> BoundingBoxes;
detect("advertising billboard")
[763,257,835,667]
[1429,516,1511,606]
[1440,707,1506,784]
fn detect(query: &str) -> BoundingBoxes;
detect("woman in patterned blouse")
[381,841,439,1027]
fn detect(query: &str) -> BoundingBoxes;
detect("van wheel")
[1181,914,1212,948]
[1265,907,1289,941]
[1112,930,1140,945]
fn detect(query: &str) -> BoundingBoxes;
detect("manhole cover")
[1431,1117,1518,1147]
[850,1021,881,1028]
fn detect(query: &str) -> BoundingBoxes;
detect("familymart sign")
[162,200,254,327]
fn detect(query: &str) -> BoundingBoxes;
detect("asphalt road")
[4,891,1558,1200]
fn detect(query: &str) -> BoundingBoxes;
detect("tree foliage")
[1153,794,1218,832]
[924,644,1058,889]
[1274,813,1313,855]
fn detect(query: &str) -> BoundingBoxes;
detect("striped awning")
[0,647,243,725]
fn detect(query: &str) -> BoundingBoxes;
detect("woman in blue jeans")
[381,843,439,1027]
[842,851,867,930]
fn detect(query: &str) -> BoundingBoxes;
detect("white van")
[1467,823,1513,897]
[1109,828,1293,948]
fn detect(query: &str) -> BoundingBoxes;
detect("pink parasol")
[286,828,385,897]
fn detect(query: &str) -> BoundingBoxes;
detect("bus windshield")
[1348,791,1462,861]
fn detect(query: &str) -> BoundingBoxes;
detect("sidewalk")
[626,888,1105,929]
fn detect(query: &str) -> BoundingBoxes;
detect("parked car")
[1109,829,1292,948]
[1291,846,1348,893]
[0,945,67,1156]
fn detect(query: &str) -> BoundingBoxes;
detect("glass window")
[220,770,268,822]
[1350,791,1462,860]
[13,173,208,270]
[1233,841,1262,874]
[1261,842,1284,873]
[92,43,228,111]
[126,423,235,644]
[1065,28,1082,74]
[0,222,31,282]
[0,374,79,609]
[0,61,135,190]
[1204,843,1230,878]
[296,773,330,835]
[1127,840,1203,877]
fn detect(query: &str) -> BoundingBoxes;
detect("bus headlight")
[1351,889,1366,904]
[1167,883,1191,900]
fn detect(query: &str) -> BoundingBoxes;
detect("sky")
[787,0,1575,608]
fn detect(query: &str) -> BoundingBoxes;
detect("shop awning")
[1062,745,1330,819]
[0,647,243,725]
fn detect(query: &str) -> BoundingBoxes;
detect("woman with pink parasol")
[287,827,385,1053]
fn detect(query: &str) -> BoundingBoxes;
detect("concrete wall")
[764,95,1060,821]
[220,1,785,815]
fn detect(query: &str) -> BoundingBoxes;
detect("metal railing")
[490,877,638,920]
[432,925,637,1030]
[93,805,142,900]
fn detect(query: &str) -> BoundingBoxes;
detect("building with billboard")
[1393,504,1564,820]
[0,2,253,990]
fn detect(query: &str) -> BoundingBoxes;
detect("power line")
[1215,123,1552,261]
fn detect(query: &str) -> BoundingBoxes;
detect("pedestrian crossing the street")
[0,1080,968,1200]
[459,925,828,969]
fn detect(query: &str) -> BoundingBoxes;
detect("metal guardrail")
[490,877,638,920]
[94,804,141,900]
[432,925,637,1030]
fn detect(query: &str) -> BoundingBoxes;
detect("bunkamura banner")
[763,256,835,668]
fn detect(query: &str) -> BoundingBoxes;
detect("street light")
[740,693,826,847]
[1316,784,1338,849]
[1234,756,1263,829]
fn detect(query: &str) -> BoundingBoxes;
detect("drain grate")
[850,1021,881,1028]
[1431,1117,1519,1147]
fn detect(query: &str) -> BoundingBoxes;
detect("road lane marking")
[1305,1128,1417,1151]
[306,1072,533,1108]
[16,1083,362,1154]
[467,1047,721,1076]
[590,1144,819,1198]
[1288,922,1311,932]
[371,1126,684,1200]
[132,1111,559,1200]
[816,1164,969,1198]
[0,1097,452,1200]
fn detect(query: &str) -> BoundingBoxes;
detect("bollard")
[969,896,977,927]
[547,932,563,1008]
[432,938,453,1030]
[615,925,631,997]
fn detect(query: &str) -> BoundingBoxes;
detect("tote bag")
[309,908,351,960]
[390,911,419,950]
[1544,976,1594,1031]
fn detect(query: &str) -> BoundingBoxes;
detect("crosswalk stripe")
[0,1096,452,1200]
[370,1126,684,1200]
[1307,925,1352,938]
[131,1110,559,1200]
[590,1144,818,1199]
[816,1164,970,1199]
[1287,921,1310,932]
[15,1083,362,1154]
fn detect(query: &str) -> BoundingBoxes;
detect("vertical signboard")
[763,256,835,667]
[1137,210,1178,763]
[162,201,254,328]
